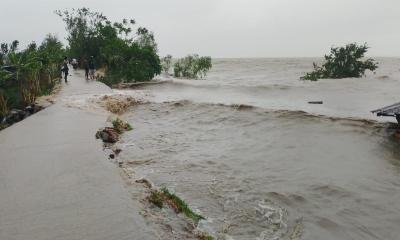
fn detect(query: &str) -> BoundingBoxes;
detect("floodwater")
[119,58,400,239]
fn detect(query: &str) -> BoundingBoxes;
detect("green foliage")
[161,54,172,73]
[0,36,65,118]
[302,43,378,81]
[148,190,164,208]
[101,42,161,85]
[0,123,9,130]
[173,55,212,79]
[147,187,205,222]
[161,187,205,222]
[56,8,161,83]
[198,234,214,240]
[111,118,132,134]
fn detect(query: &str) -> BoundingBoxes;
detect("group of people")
[61,56,95,83]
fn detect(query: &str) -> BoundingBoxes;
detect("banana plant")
[0,69,12,117]
[6,50,43,106]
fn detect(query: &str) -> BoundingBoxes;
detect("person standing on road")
[61,57,69,83]
[83,58,89,80]
[89,56,95,80]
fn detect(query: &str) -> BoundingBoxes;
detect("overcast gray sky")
[1,0,399,57]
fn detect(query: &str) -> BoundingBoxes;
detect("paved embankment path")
[0,70,156,240]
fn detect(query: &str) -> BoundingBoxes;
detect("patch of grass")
[146,187,212,239]
[161,187,205,223]
[0,123,9,131]
[147,187,205,222]
[148,190,164,208]
[112,118,133,134]
[40,83,56,96]
[198,234,214,240]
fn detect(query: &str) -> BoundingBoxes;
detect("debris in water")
[98,95,140,114]
[146,187,205,223]
[112,118,133,134]
[136,178,152,188]
[95,127,120,143]
[308,101,323,104]
[148,190,164,208]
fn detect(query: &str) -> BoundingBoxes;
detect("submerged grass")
[148,190,164,208]
[161,187,205,222]
[112,118,133,134]
[146,187,213,239]
[147,187,205,223]
[198,234,214,240]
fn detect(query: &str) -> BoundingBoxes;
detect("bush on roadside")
[0,35,65,118]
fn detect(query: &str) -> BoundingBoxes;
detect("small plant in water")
[112,118,132,134]
[302,43,378,81]
[173,54,212,79]
[197,234,214,240]
[148,190,164,208]
[161,187,205,222]
[147,187,205,222]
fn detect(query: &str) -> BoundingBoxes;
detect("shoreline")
[96,115,214,240]
[94,92,215,239]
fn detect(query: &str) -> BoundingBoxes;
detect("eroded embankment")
[74,87,400,240]
[92,96,215,239]
[106,98,400,240]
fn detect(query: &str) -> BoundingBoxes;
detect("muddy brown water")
[117,58,400,239]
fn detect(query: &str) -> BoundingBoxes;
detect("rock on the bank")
[96,127,120,143]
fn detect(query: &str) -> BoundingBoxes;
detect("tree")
[56,8,162,83]
[173,54,212,79]
[302,43,378,81]
[135,27,157,51]
[161,55,172,73]
[101,42,161,84]
[38,34,65,85]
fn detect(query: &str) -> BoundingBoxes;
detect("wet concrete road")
[0,71,156,240]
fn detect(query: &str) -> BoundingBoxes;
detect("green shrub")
[161,187,205,222]
[112,118,132,134]
[302,43,378,81]
[173,54,212,79]
[161,55,173,73]
[198,234,214,240]
[148,190,164,208]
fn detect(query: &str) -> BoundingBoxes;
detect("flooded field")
[117,58,400,239]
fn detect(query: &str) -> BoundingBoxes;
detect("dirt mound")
[98,95,140,114]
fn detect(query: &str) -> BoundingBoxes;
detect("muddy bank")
[95,115,214,239]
